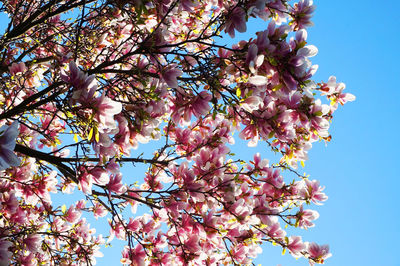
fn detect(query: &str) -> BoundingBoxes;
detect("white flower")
[0,121,21,170]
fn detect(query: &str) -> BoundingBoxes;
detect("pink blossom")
[65,206,82,224]
[9,62,27,75]
[296,206,319,228]
[307,242,332,264]
[161,64,182,88]
[52,217,71,234]
[252,153,269,169]
[127,217,141,233]
[218,48,233,59]
[255,30,271,51]
[61,61,95,91]
[231,244,252,264]
[241,96,262,113]
[76,199,86,210]
[282,71,298,89]
[184,235,201,253]
[0,239,12,265]
[1,192,18,214]
[192,91,212,118]
[230,198,252,220]
[180,0,198,11]
[95,93,122,132]
[78,172,93,194]
[90,167,110,186]
[297,45,318,58]
[121,244,146,266]
[284,91,303,108]
[93,202,108,219]
[0,121,21,170]
[0,2,354,264]
[338,92,356,105]
[43,171,58,195]
[10,207,27,224]
[239,123,259,147]
[23,234,42,252]
[287,236,305,258]
[19,252,35,265]
[110,221,126,240]
[107,174,126,194]
[224,7,247,38]
[171,91,211,125]
[292,0,316,29]
[311,99,330,117]
[301,179,328,205]
[246,43,258,66]
[267,222,286,240]
[320,76,342,95]
[295,29,308,43]
[248,75,268,86]
[106,159,120,174]
[320,77,356,106]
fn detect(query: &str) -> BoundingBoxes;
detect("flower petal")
[248,75,268,86]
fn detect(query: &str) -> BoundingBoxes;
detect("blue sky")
[1,1,399,265]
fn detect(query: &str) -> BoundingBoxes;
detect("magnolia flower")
[65,206,82,224]
[95,93,122,133]
[248,75,268,86]
[9,62,27,75]
[296,29,308,43]
[240,96,262,113]
[107,173,126,194]
[0,240,12,265]
[246,44,258,66]
[296,206,319,228]
[23,234,42,252]
[307,242,332,264]
[287,236,306,258]
[224,7,247,38]
[61,61,95,91]
[292,0,316,29]
[161,64,183,88]
[301,179,328,205]
[297,45,318,58]
[184,235,201,253]
[0,121,21,170]
[121,244,146,266]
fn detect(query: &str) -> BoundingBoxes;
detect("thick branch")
[14,144,168,172]
[14,143,78,183]
[4,0,97,41]
[0,81,63,119]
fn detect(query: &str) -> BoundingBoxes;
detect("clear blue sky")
[2,1,399,265]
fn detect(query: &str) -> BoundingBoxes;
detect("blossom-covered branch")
[0,0,353,265]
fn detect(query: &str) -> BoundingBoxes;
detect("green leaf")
[298,41,306,49]
[269,57,278,66]
[272,84,283,91]
[95,127,100,142]
[88,127,94,141]
[314,111,323,116]
[236,88,241,97]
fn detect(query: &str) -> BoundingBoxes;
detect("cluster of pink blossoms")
[0,0,353,265]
